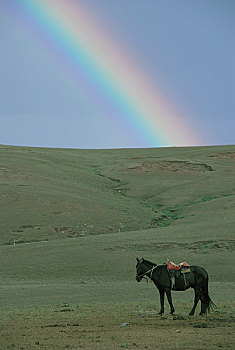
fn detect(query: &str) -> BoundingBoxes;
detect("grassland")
[0,144,235,349]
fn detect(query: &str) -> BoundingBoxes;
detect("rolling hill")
[1,144,234,246]
[1,144,235,349]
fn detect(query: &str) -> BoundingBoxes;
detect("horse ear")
[136,257,140,263]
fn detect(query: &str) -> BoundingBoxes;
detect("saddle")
[167,261,190,271]
[167,261,190,290]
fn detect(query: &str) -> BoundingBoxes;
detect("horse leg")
[199,301,205,315]
[189,288,200,316]
[165,288,175,315]
[158,289,165,315]
[199,295,207,315]
[199,278,211,315]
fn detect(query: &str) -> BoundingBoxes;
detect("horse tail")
[201,275,216,313]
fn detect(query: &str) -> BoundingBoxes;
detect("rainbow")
[16,0,199,147]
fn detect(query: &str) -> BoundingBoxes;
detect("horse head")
[136,257,145,282]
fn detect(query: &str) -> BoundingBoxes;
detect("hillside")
[1,144,235,245]
[0,144,234,246]
[1,144,235,349]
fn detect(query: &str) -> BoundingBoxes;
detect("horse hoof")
[189,313,194,316]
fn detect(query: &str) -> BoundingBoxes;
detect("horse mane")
[142,258,166,271]
[142,258,157,267]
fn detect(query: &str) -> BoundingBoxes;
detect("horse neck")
[142,260,156,273]
[143,261,165,281]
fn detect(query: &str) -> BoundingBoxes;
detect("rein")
[137,263,158,281]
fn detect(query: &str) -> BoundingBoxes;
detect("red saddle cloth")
[167,261,190,270]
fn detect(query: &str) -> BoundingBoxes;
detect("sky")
[0,0,234,149]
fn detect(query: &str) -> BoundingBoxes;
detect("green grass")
[1,144,234,245]
[0,144,235,348]
[0,301,234,349]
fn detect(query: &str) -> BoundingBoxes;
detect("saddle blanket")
[167,261,190,270]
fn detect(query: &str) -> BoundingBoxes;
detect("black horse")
[136,258,215,315]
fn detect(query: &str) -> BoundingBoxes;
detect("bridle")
[136,259,158,281]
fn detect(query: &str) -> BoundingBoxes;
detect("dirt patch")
[120,160,213,173]
[104,240,235,254]
[208,152,235,159]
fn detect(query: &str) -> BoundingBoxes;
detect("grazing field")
[0,144,235,349]
[1,302,235,350]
